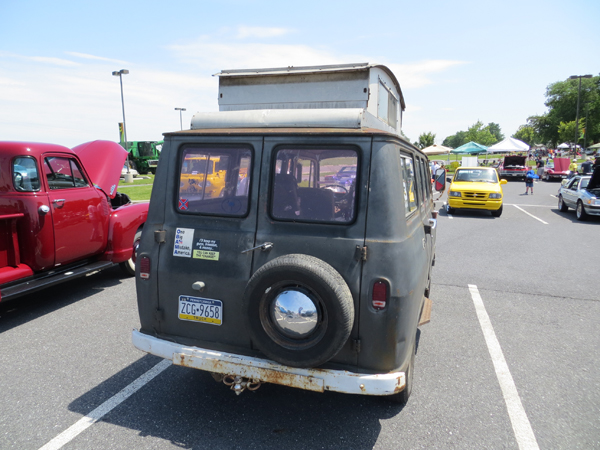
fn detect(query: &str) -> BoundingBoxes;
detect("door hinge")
[154,230,166,244]
[355,245,368,261]
[352,339,361,353]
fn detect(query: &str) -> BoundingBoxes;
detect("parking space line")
[39,359,171,450]
[468,285,539,450]
[512,205,548,224]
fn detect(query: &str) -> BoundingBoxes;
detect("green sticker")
[193,238,220,261]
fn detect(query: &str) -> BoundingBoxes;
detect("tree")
[512,124,539,146]
[442,122,502,148]
[415,132,436,149]
[487,122,504,142]
[464,121,499,146]
[517,76,600,147]
[442,131,467,149]
[557,120,585,145]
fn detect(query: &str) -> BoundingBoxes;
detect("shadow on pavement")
[0,266,129,333]
[68,355,405,449]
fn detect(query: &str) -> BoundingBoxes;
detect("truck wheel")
[119,229,142,276]
[243,254,354,368]
[388,343,415,404]
[491,205,503,217]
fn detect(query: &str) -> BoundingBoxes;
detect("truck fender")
[104,202,149,263]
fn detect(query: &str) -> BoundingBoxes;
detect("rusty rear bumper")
[132,330,406,396]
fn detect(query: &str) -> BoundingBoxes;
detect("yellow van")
[180,154,226,198]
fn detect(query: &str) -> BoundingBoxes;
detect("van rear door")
[250,135,372,366]
[155,137,262,349]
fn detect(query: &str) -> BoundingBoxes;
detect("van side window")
[400,155,418,216]
[271,148,358,223]
[44,157,88,190]
[177,147,252,216]
[13,157,41,192]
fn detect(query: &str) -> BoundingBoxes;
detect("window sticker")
[179,198,189,210]
[193,238,220,261]
[173,228,194,257]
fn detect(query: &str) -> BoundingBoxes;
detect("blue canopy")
[451,141,489,154]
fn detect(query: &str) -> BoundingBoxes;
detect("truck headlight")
[449,191,461,197]
[489,193,502,199]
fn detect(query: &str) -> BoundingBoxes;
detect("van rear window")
[271,148,358,223]
[177,147,252,216]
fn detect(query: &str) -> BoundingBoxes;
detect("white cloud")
[387,60,467,89]
[66,52,129,65]
[236,26,291,39]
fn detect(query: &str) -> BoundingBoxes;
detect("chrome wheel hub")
[270,289,318,338]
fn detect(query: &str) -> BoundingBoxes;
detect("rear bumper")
[132,330,406,396]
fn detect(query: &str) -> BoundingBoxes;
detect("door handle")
[424,218,437,234]
[52,199,66,207]
[241,242,273,254]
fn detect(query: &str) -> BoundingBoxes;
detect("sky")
[1,0,599,148]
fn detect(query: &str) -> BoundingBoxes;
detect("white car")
[557,167,600,220]
[121,164,139,178]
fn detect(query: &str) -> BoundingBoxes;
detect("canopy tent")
[487,137,529,153]
[557,142,581,149]
[451,141,488,154]
[588,142,600,149]
[422,144,453,155]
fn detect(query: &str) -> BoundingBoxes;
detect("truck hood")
[587,165,600,191]
[553,158,570,172]
[72,140,127,199]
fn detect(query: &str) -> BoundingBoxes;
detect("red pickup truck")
[0,140,148,302]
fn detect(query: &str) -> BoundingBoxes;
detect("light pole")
[112,69,131,180]
[175,107,186,130]
[569,74,592,153]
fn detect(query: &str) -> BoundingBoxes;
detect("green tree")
[464,121,499,146]
[442,131,467,148]
[487,122,504,141]
[557,120,585,145]
[521,76,600,147]
[512,124,539,146]
[415,132,436,149]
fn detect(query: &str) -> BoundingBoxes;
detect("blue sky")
[1,0,598,147]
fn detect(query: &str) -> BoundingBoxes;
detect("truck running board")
[0,261,115,302]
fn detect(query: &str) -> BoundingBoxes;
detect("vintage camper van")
[133,63,445,403]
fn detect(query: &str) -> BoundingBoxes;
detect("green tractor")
[122,141,163,174]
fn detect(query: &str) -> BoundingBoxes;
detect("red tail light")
[372,280,387,310]
[139,256,151,279]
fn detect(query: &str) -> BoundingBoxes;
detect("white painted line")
[39,359,171,450]
[468,285,539,450]
[512,205,548,224]
[505,203,553,208]
[550,194,557,198]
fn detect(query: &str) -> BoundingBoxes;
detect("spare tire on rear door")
[243,254,354,368]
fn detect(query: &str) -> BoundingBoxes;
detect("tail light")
[139,256,151,279]
[372,280,388,310]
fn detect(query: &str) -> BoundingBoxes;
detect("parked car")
[542,157,570,181]
[557,166,600,220]
[498,155,527,180]
[446,167,506,217]
[121,163,139,178]
[133,63,446,404]
[1,140,148,302]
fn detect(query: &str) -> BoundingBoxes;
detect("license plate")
[178,295,222,325]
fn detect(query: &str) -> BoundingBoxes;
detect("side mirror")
[500,179,507,185]
[434,168,446,192]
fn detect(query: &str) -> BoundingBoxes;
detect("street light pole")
[175,107,186,130]
[112,69,131,178]
[569,74,592,153]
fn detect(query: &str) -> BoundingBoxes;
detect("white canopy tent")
[487,137,529,153]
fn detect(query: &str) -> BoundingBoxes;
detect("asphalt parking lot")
[1,178,598,450]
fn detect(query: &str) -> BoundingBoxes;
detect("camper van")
[133,63,445,403]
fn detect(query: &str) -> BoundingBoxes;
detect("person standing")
[569,159,578,178]
[581,157,593,174]
[536,158,545,180]
[524,166,537,194]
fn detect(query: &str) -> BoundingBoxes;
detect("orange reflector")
[372,280,387,310]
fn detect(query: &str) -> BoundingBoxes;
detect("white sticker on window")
[173,227,194,257]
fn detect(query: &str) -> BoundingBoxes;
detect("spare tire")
[243,254,354,368]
